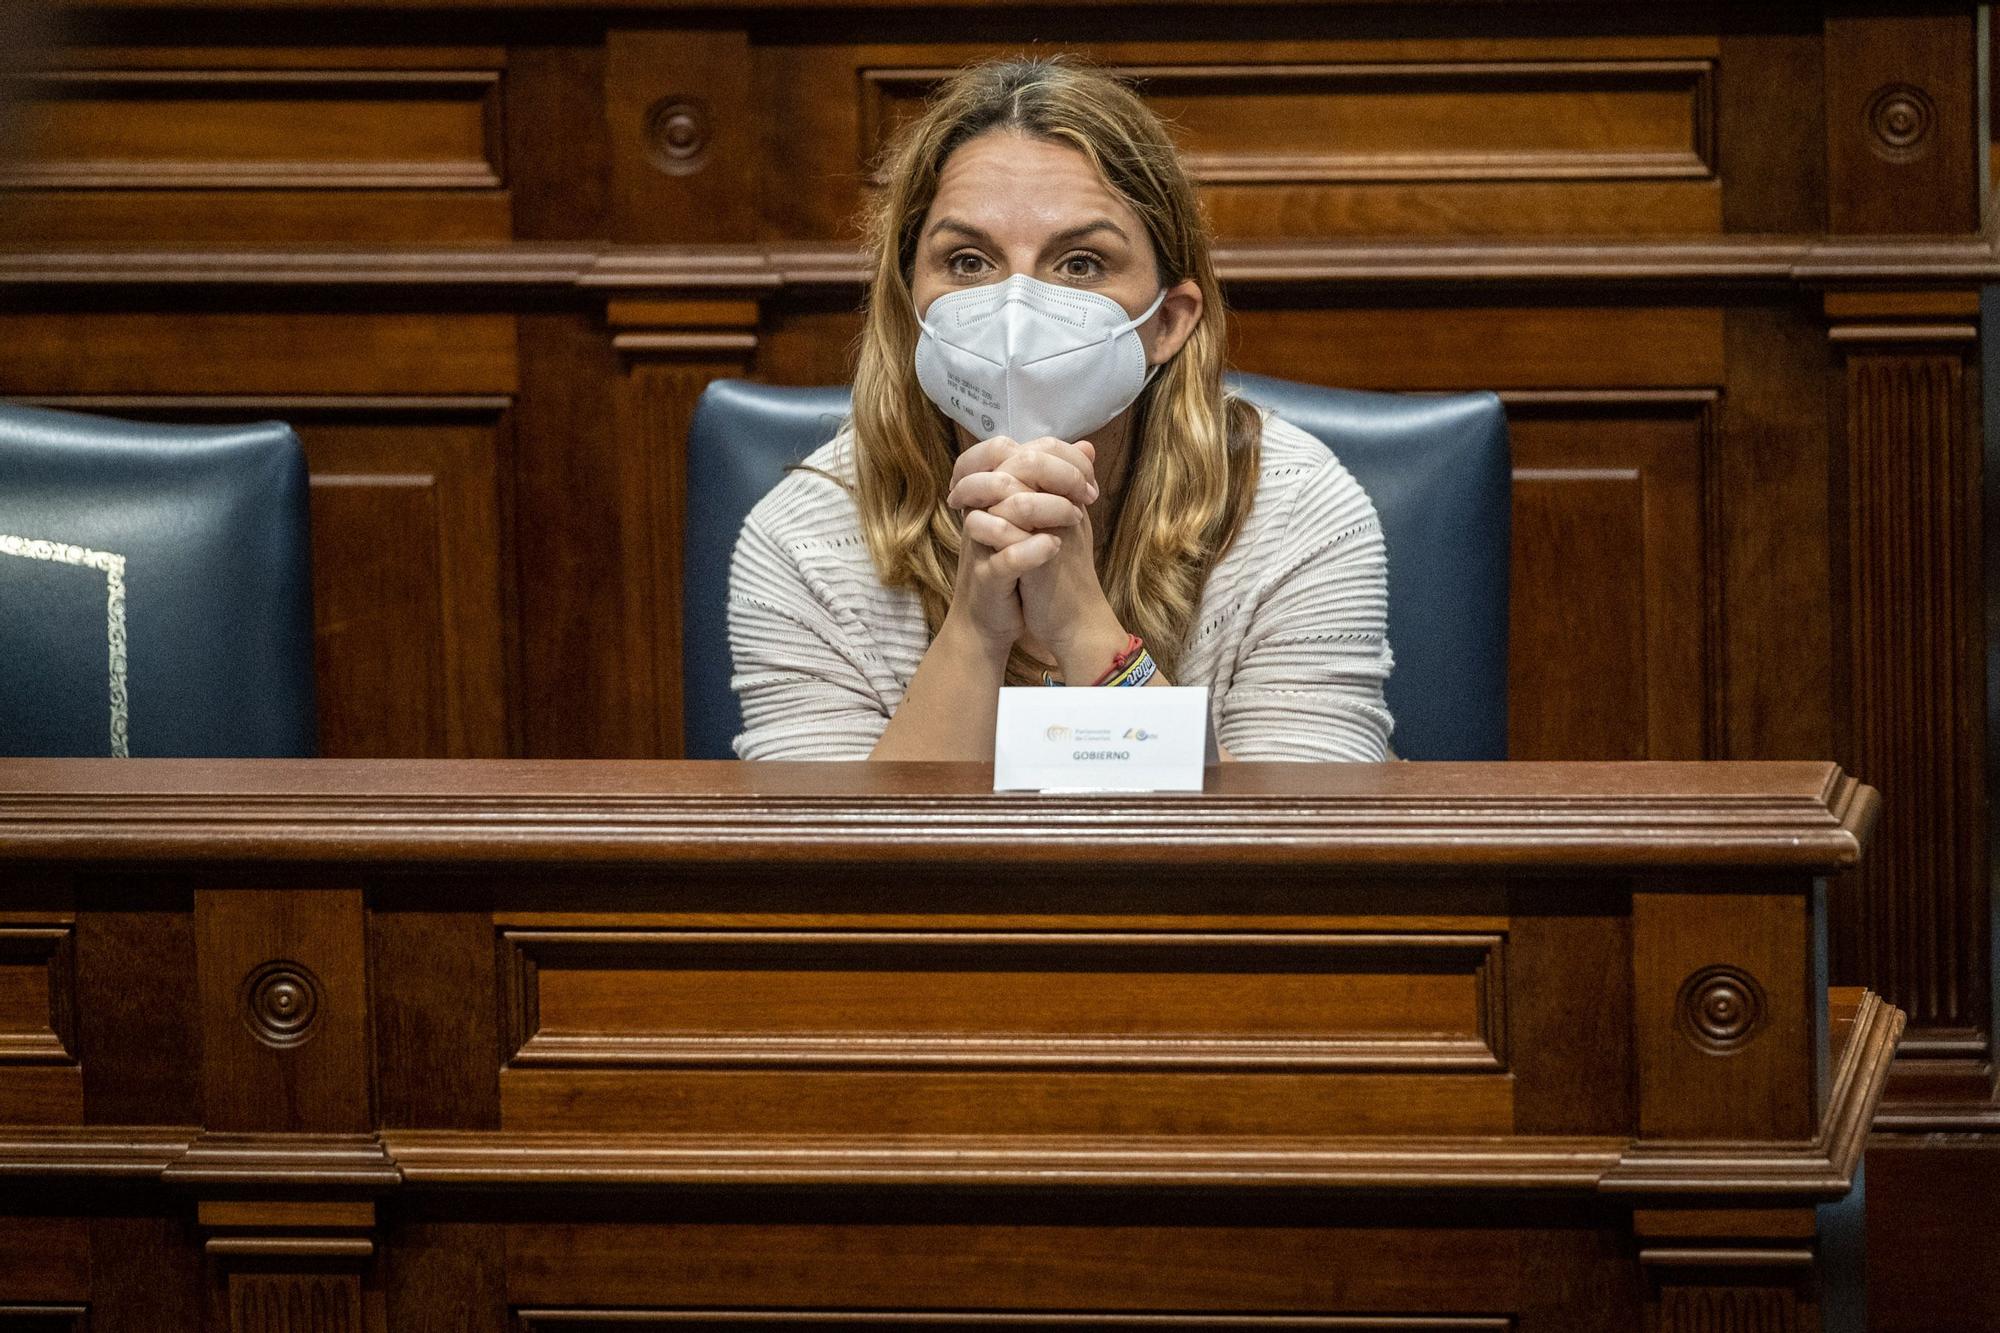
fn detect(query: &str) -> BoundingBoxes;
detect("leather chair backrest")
[684,376,1510,761]
[0,402,318,757]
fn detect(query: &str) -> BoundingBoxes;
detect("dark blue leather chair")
[684,376,1510,761]
[0,402,318,757]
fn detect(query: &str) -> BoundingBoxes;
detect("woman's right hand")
[942,436,1098,653]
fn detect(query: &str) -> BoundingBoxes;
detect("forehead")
[927,129,1141,238]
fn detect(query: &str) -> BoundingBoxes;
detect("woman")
[729,57,1392,762]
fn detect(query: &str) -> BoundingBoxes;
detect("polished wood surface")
[0,760,1896,1330]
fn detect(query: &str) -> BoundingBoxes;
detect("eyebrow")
[923,217,1131,250]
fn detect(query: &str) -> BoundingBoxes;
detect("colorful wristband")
[1044,634,1150,687]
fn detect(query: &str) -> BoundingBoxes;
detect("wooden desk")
[0,760,1897,1332]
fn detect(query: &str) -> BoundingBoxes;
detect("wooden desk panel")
[0,760,1895,1332]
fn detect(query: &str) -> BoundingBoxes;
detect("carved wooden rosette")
[1825,289,1992,1114]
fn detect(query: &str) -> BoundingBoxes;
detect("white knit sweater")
[727,409,1394,761]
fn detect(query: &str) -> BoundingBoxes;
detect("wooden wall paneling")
[370,893,501,1130]
[194,888,371,1134]
[1825,292,1993,1105]
[0,309,518,398]
[75,879,199,1125]
[1866,1135,2000,1332]
[512,309,662,757]
[299,403,515,759]
[0,44,513,245]
[1716,17,1827,234]
[1632,886,1815,1140]
[1504,881,1634,1135]
[0,919,79,1124]
[762,31,1729,243]
[1228,302,1726,392]
[505,39,610,241]
[0,305,520,759]
[0,1216,88,1309]
[380,1206,506,1333]
[1716,300,1836,762]
[498,1204,1630,1330]
[86,1207,205,1333]
[606,29,756,244]
[609,298,761,756]
[1823,6,1982,234]
[1501,391,1718,762]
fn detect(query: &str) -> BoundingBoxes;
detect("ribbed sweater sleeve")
[1212,449,1393,762]
[726,476,893,761]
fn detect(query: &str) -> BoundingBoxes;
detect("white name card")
[993,686,1215,793]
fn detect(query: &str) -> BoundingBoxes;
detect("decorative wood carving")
[642,96,711,177]
[606,296,761,755]
[1828,302,1990,1099]
[1864,83,1937,163]
[227,1273,364,1333]
[1677,965,1768,1053]
[239,960,321,1049]
[1654,1286,1803,1333]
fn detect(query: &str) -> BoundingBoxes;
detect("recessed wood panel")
[501,1216,1596,1319]
[0,927,81,1124]
[300,404,513,758]
[504,929,1505,1070]
[0,314,517,397]
[0,1218,88,1304]
[518,1315,1512,1333]
[1504,394,1715,762]
[498,927,1513,1137]
[1230,306,1726,391]
[865,60,1715,185]
[764,37,1724,239]
[0,61,513,243]
[10,69,503,190]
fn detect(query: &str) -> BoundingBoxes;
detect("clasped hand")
[943,435,1125,677]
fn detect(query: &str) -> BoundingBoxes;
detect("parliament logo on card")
[994,686,1214,793]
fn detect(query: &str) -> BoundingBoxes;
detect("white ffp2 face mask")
[914,273,1167,443]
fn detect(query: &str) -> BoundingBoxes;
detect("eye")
[1057,251,1106,281]
[945,250,992,280]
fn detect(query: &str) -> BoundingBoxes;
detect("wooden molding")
[500,928,1507,1073]
[160,1132,401,1188]
[516,1316,1513,1331]
[1,233,1997,291]
[0,759,1877,871]
[0,1124,193,1177]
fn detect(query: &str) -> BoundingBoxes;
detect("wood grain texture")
[194,888,371,1133]
[370,905,501,1130]
[0,759,1878,871]
[1866,1136,2000,1332]
[1833,334,1991,1063]
[1504,393,1716,762]
[1824,7,1982,235]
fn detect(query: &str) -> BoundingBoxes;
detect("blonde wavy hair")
[849,55,1261,682]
